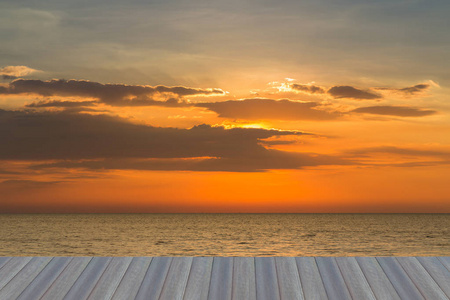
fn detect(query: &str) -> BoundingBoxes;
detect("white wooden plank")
[183,257,213,300]
[295,257,327,300]
[111,257,152,300]
[275,257,304,300]
[16,257,72,300]
[438,257,450,272]
[0,257,52,299]
[232,257,256,300]
[63,256,112,300]
[0,257,32,290]
[0,255,447,300]
[396,257,447,300]
[315,257,352,300]
[335,257,376,300]
[0,257,11,270]
[356,257,401,300]
[417,256,450,298]
[159,257,193,300]
[135,257,172,300]
[41,257,92,300]
[255,257,280,300]
[208,257,233,300]
[376,257,424,300]
[87,257,133,300]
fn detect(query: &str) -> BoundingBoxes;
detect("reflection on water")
[0,214,448,256]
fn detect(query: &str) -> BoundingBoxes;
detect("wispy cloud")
[327,86,382,100]
[344,146,450,167]
[0,179,63,188]
[0,66,40,80]
[32,153,351,172]
[290,83,326,94]
[196,98,340,121]
[374,83,435,96]
[285,81,436,101]
[26,100,98,108]
[347,146,450,157]
[351,105,437,117]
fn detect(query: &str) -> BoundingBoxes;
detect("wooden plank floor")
[0,257,449,300]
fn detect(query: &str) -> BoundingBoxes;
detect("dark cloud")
[399,84,430,94]
[32,152,349,172]
[328,86,382,100]
[345,146,450,167]
[25,98,188,108]
[101,97,190,107]
[389,161,450,167]
[290,84,325,94]
[0,169,20,175]
[0,79,224,106]
[196,98,340,121]
[347,146,450,157]
[290,82,433,100]
[1,109,291,160]
[26,100,99,108]
[2,75,18,80]
[0,109,349,171]
[259,139,299,146]
[375,83,431,95]
[351,105,436,117]
[0,179,64,189]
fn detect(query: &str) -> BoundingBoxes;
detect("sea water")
[0,214,448,256]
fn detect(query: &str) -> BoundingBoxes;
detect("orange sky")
[1,0,450,212]
[1,78,449,212]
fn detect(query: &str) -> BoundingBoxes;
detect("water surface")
[0,214,448,256]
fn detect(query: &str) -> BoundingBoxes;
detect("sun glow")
[239,123,267,129]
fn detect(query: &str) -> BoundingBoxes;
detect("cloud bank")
[2,78,439,123]
[0,109,348,171]
[0,79,224,106]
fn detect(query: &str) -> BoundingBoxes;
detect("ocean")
[0,214,448,256]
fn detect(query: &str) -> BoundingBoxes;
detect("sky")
[1,0,450,212]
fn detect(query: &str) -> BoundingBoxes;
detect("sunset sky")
[1,0,450,212]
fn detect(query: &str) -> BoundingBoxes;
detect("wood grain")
[315,257,352,300]
[183,257,213,300]
[295,257,328,300]
[232,257,256,300]
[255,257,280,300]
[417,256,450,298]
[376,257,424,300]
[0,257,52,299]
[275,257,304,300]
[159,257,193,300]
[336,257,376,300]
[41,257,92,300]
[355,257,401,300]
[208,257,233,300]
[135,257,172,300]
[111,257,152,300]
